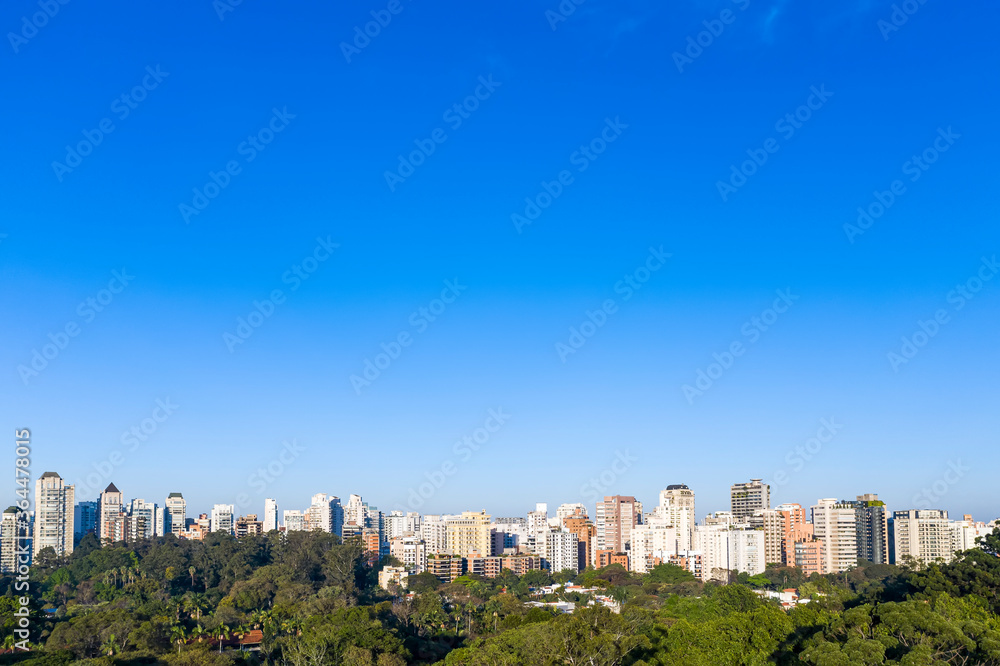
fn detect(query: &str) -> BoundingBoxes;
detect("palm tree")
[192,625,207,643]
[170,625,186,655]
[217,624,231,653]
[189,566,196,589]
[101,634,119,657]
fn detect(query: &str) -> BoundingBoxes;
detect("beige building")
[891,509,952,565]
[34,472,74,557]
[446,510,492,557]
[378,565,409,591]
[389,534,427,573]
[811,499,858,573]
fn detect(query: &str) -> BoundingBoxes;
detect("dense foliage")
[2,528,999,665]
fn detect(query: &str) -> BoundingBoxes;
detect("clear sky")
[2,0,998,522]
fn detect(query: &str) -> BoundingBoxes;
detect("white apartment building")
[545,531,580,574]
[891,509,952,565]
[165,493,186,535]
[420,515,451,554]
[693,524,765,582]
[283,510,305,532]
[389,534,428,573]
[386,511,421,539]
[555,503,588,528]
[304,493,343,534]
[630,519,679,574]
[211,504,235,535]
[812,499,858,573]
[950,516,991,553]
[129,499,157,541]
[263,498,279,532]
[1,507,27,573]
[34,472,74,557]
[653,485,695,551]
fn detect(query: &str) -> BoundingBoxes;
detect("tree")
[171,625,187,654]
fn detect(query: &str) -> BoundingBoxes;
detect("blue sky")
[2,0,998,522]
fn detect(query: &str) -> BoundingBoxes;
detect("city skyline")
[4,2,999,530]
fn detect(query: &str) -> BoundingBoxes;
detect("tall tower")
[853,494,889,564]
[211,504,235,534]
[595,495,642,554]
[33,472,74,557]
[99,483,124,543]
[730,479,770,522]
[657,485,696,551]
[165,493,187,535]
[811,498,858,573]
[263,498,279,532]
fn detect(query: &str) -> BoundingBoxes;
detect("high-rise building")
[33,472,74,557]
[446,510,492,557]
[655,485,696,551]
[385,511,421,539]
[421,515,450,554]
[755,503,810,566]
[128,499,157,542]
[211,504,235,534]
[595,496,642,555]
[811,499,858,573]
[555,503,587,528]
[694,524,765,582]
[263,498,279,532]
[99,483,125,544]
[889,509,952,565]
[730,479,770,521]
[389,534,427,573]
[74,500,98,544]
[564,517,596,570]
[794,538,825,576]
[1,507,28,573]
[165,493,187,536]
[304,494,343,534]
[853,494,889,564]
[630,518,679,574]
[950,515,991,553]
[545,531,580,574]
[283,510,305,532]
[235,514,263,537]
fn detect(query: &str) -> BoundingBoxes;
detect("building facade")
[811,499,858,573]
[890,509,951,565]
[730,479,770,522]
[33,472,74,557]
